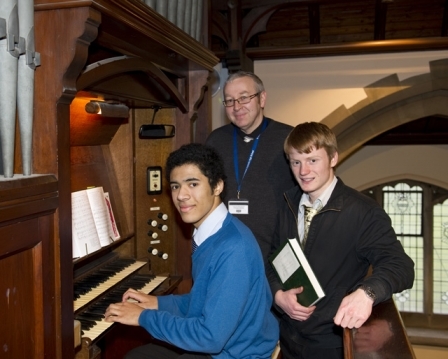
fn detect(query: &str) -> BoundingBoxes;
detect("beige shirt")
[298,176,338,243]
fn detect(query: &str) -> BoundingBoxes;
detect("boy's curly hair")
[165,143,227,198]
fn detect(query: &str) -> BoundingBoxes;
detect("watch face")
[361,285,376,301]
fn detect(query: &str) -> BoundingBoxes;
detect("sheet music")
[72,190,102,258]
[104,192,120,241]
[85,187,114,246]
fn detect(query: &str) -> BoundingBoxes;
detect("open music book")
[72,186,120,258]
[269,238,325,307]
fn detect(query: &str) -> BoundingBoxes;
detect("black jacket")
[266,178,415,347]
[206,118,296,262]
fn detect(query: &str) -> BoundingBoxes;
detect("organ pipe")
[18,0,39,176]
[144,0,203,41]
[0,0,39,178]
[0,0,20,178]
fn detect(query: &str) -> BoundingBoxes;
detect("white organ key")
[79,319,114,342]
[126,275,168,303]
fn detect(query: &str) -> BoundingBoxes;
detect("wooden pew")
[344,298,416,359]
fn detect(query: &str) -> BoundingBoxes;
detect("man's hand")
[274,287,316,321]
[333,288,373,329]
[122,288,158,310]
[104,288,159,325]
[104,301,145,326]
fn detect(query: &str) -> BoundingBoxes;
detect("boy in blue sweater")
[105,143,278,359]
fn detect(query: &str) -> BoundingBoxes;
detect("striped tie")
[192,238,198,254]
[303,205,321,247]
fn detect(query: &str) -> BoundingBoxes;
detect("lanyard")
[233,119,268,199]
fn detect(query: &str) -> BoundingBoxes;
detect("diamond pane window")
[394,235,423,313]
[382,184,423,312]
[363,181,448,328]
[433,199,448,314]
[383,183,422,236]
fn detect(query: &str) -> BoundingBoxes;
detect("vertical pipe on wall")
[0,0,21,178]
[167,0,177,26]
[195,0,203,42]
[190,0,198,40]
[183,0,192,36]
[156,0,168,18]
[17,0,39,176]
[0,18,4,175]
[144,0,156,10]
[176,0,185,31]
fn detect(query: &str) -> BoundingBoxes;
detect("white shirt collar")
[193,202,228,247]
[299,176,338,212]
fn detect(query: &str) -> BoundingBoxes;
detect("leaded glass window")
[363,180,448,326]
[433,199,448,315]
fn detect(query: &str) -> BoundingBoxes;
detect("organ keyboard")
[73,254,169,344]
[74,258,148,311]
[76,274,167,342]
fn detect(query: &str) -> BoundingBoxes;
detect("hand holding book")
[269,238,325,307]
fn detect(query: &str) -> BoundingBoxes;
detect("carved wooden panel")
[0,176,58,359]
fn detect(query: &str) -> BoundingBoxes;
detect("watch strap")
[359,285,376,302]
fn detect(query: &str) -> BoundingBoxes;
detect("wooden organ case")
[0,1,218,358]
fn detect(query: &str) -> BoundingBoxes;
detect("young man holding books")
[266,122,414,359]
[105,143,279,359]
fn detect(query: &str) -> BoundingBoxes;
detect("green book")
[269,238,325,307]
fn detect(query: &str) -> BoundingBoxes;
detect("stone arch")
[321,58,448,163]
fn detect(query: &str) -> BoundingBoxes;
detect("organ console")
[73,253,173,351]
[73,256,149,313]
[0,1,218,359]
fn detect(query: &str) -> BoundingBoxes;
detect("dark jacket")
[266,178,415,348]
[206,118,296,262]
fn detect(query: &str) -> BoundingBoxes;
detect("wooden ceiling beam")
[374,0,388,40]
[242,37,448,60]
[308,3,320,44]
[242,6,277,45]
[442,0,448,36]
[213,0,304,11]
[211,0,446,63]
[212,0,360,11]
[228,0,242,51]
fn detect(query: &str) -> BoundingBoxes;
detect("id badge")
[228,198,249,215]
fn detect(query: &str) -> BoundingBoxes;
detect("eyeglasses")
[222,93,260,107]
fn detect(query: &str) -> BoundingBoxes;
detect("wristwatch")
[359,285,376,302]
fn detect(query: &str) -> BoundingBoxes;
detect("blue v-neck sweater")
[138,213,279,358]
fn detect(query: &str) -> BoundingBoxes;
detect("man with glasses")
[206,71,295,263]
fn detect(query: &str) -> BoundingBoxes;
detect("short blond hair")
[284,122,338,159]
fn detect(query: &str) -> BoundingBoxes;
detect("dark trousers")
[124,343,212,359]
[281,341,343,359]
